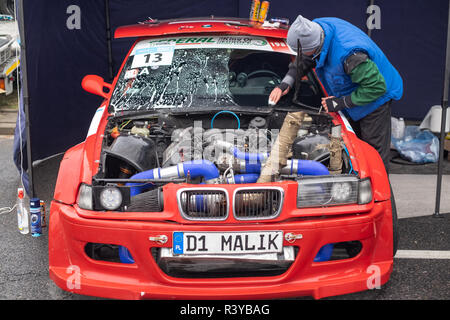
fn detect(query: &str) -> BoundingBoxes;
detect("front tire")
[390,186,399,256]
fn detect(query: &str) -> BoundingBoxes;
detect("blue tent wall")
[18,0,450,164]
[370,0,449,120]
[21,0,109,162]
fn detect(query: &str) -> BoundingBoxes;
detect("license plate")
[172,231,283,255]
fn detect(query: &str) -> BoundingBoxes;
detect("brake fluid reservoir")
[131,121,150,138]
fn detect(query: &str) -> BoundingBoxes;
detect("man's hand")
[321,96,335,112]
[269,85,290,105]
[321,96,355,113]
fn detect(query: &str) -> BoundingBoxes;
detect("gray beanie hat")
[287,15,323,53]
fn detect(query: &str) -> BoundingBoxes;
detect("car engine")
[97,110,352,192]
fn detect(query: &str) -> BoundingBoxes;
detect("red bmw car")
[49,17,398,300]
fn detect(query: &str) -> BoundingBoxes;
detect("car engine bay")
[95,109,353,193]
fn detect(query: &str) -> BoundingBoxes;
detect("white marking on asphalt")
[395,250,450,259]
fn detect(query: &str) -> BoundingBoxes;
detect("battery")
[30,198,42,237]
[249,0,261,22]
[258,1,270,23]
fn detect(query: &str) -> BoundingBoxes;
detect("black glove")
[325,96,355,112]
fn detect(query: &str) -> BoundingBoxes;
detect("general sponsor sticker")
[131,36,287,54]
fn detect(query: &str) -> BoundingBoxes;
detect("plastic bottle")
[17,188,29,234]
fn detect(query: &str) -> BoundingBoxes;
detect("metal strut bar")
[292,39,320,112]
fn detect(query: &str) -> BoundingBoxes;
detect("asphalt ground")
[0,136,449,301]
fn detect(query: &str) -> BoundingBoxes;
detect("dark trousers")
[348,101,392,172]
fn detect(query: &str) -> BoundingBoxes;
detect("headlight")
[99,186,123,211]
[297,176,372,208]
[77,183,93,210]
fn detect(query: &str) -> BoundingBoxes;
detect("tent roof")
[115,17,289,39]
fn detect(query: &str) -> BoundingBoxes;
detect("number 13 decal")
[144,53,163,64]
[131,46,175,69]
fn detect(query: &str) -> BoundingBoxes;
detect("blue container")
[30,198,42,237]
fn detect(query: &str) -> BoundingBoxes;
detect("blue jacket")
[313,18,403,121]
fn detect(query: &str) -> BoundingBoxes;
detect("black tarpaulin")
[14,0,450,196]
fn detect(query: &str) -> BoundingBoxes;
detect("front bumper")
[49,194,394,300]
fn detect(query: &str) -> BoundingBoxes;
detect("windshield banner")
[131,36,294,55]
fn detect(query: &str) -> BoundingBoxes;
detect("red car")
[49,17,398,300]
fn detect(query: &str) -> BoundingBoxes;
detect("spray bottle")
[30,198,42,237]
[16,188,29,234]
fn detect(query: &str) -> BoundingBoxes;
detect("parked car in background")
[0,33,19,95]
[0,0,14,17]
[0,0,19,96]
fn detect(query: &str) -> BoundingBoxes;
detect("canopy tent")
[13,0,450,201]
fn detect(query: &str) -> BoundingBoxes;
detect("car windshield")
[109,35,294,113]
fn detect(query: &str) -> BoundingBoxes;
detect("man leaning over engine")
[269,15,403,172]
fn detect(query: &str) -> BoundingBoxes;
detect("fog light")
[99,187,123,211]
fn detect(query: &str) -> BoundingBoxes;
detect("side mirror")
[82,75,112,99]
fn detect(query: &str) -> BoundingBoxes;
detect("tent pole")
[367,0,375,38]
[18,0,35,198]
[105,0,113,81]
[433,0,450,218]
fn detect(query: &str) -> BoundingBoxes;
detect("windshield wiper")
[166,105,273,115]
[109,109,160,120]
